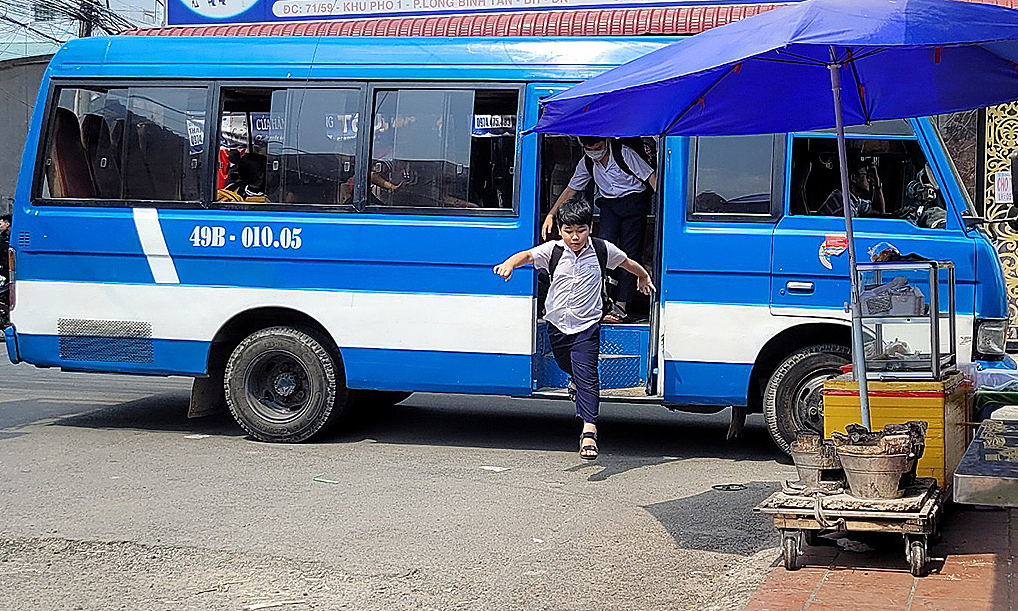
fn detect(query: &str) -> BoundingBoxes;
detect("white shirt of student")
[567,145,654,198]
[530,238,628,335]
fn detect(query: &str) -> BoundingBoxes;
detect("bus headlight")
[975,318,1008,359]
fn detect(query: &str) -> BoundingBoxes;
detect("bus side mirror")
[963,214,984,228]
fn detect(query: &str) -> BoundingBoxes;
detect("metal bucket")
[790,446,840,488]
[837,450,910,500]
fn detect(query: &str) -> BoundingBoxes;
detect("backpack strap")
[610,140,652,191]
[548,244,565,280]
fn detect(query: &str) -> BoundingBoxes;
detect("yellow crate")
[823,373,971,491]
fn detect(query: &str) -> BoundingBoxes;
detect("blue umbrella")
[533,0,1018,428]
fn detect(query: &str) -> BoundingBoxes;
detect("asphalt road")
[0,358,792,610]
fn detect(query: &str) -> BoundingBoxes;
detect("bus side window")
[368,87,517,211]
[690,135,774,219]
[790,136,948,229]
[122,87,206,202]
[39,86,129,201]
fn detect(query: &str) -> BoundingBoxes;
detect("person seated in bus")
[818,158,885,217]
[494,195,655,460]
[217,153,267,203]
[542,136,656,324]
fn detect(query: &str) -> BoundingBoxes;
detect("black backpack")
[583,139,654,193]
[547,237,612,316]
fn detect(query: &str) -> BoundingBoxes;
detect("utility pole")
[78,0,93,37]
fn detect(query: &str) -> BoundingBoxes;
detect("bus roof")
[46,35,684,82]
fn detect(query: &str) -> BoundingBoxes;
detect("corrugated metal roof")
[124,0,1018,39]
[125,4,777,37]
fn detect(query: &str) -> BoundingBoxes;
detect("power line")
[0,13,68,45]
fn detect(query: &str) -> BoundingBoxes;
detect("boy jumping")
[494,196,655,460]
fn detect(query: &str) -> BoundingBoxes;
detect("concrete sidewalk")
[742,507,1015,611]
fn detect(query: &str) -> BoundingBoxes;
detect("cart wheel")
[908,538,927,577]
[782,531,800,571]
[804,530,821,547]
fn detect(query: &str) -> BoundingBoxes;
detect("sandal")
[579,431,599,460]
[567,379,577,402]
[602,304,628,324]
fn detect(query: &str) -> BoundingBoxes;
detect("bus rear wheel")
[763,344,850,455]
[224,326,347,443]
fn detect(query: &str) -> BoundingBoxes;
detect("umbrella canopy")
[532,0,1018,432]
[533,0,1018,137]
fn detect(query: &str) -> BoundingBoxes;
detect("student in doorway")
[495,196,655,460]
[541,136,656,323]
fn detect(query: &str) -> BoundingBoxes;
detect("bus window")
[368,88,517,211]
[690,135,774,218]
[39,85,206,203]
[123,87,206,202]
[790,136,948,229]
[217,87,361,207]
[218,87,284,204]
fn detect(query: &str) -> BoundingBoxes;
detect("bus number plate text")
[189,225,304,250]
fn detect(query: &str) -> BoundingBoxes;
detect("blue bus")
[4,33,1011,452]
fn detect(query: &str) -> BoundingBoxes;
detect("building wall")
[0,55,50,216]
[983,102,1018,342]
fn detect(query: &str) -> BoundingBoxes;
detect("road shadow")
[44,389,787,469]
[324,395,787,464]
[643,481,780,556]
[49,391,242,437]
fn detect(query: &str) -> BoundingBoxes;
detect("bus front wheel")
[224,326,348,443]
[763,344,850,455]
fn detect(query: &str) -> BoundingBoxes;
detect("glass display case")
[856,260,956,380]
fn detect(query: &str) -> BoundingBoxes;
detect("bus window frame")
[360,81,524,218]
[32,78,216,210]
[209,80,368,214]
[686,134,785,224]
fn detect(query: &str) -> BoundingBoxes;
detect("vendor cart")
[755,478,943,576]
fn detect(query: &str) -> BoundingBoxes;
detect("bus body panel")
[7,35,1012,414]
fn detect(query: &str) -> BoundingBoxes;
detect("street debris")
[242,601,307,610]
[312,474,341,484]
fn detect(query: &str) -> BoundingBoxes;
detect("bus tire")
[224,326,347,443]
[763,344,850,455]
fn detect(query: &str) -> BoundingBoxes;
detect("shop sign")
[168,0,746,26]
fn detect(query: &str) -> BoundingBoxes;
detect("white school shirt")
[530,238,628,334]
[567,145,654,198]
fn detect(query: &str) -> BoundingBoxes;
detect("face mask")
[584,146,607,161]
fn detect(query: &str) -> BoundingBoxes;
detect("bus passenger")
[495,196,655,460]
[217,153,267,203]
[818,158,885,217]
[541,136,656,323]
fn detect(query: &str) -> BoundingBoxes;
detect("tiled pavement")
[742,507,1016,611]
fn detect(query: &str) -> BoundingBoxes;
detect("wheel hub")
[273,371,298,397]
[793,374,830,434]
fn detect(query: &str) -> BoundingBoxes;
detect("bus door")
[657,135,781,406]
[529,84,661,398]
[771,121,975,341]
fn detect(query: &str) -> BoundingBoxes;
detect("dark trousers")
[547,323,600,424]
[599,190,650,305]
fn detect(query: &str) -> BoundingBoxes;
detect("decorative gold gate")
[983,103,1018,343]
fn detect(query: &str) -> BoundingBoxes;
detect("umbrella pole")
[828,51,872,430]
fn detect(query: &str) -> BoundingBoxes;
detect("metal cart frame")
[756,478,944,576]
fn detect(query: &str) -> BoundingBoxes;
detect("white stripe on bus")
[132,208,180,284]
[12,281,533,355]
[661,302,973,365]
